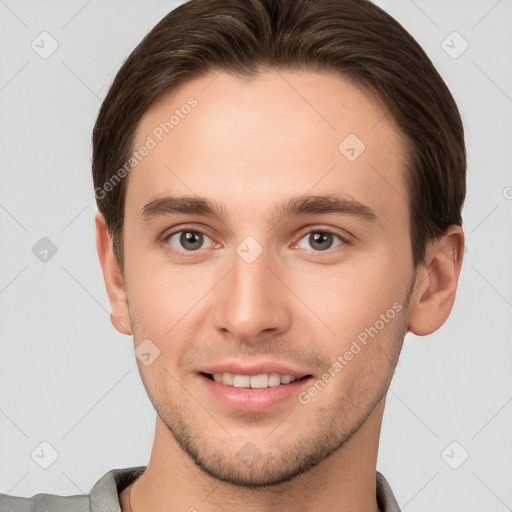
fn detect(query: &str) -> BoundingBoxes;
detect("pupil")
[181,231,203,250]
[311,232,332,250]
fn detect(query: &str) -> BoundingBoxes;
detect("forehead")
[127,69,408,225]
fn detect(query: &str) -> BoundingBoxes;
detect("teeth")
[250,374,268,389]
[211,372,298,388]
[221,372,233,385]
[233,375,250,388]
[268,373,281,387]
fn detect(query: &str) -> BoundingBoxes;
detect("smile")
[206,372,306,388]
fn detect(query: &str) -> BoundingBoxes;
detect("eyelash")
[162,224,350,257]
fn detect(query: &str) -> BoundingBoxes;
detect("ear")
[95,211,133,335]
[408,225,464,336]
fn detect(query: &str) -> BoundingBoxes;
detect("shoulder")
[0,466,146,512]
[0,492,88,511]
[376,471,401,512]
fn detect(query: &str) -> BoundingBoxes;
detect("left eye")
[297,231,345,252]
[167,230,213,252]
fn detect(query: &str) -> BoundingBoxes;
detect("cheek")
[125,257,216,352]
[124,232,192,308]
[291,256,410,343]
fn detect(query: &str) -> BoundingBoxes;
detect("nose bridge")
[212,241,291,342]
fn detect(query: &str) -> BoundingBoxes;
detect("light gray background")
[1,1,511,510]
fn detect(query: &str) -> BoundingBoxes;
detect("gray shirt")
[0,467,401,511]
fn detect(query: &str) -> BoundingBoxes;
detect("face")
[119,70,415,486]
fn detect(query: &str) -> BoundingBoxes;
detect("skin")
[96,70,464,512]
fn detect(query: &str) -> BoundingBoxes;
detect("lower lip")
[199,374,312,413]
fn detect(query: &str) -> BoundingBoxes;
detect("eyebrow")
[140,194,377,225]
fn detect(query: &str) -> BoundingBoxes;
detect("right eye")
[166,229,215,253]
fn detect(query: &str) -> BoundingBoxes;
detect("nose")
[212,245,292,344]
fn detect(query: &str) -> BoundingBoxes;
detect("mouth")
[200,372,312,388]
[197,362,314,412]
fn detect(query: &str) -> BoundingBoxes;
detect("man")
[0,0,465,510]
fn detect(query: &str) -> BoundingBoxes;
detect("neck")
[123,398,385,512]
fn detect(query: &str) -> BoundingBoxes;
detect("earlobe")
[95,212,133,336]
[408,226,464,336]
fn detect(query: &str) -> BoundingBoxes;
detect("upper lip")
[200,361,311,379]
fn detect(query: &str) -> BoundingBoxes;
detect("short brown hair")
[92,0,466,271]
